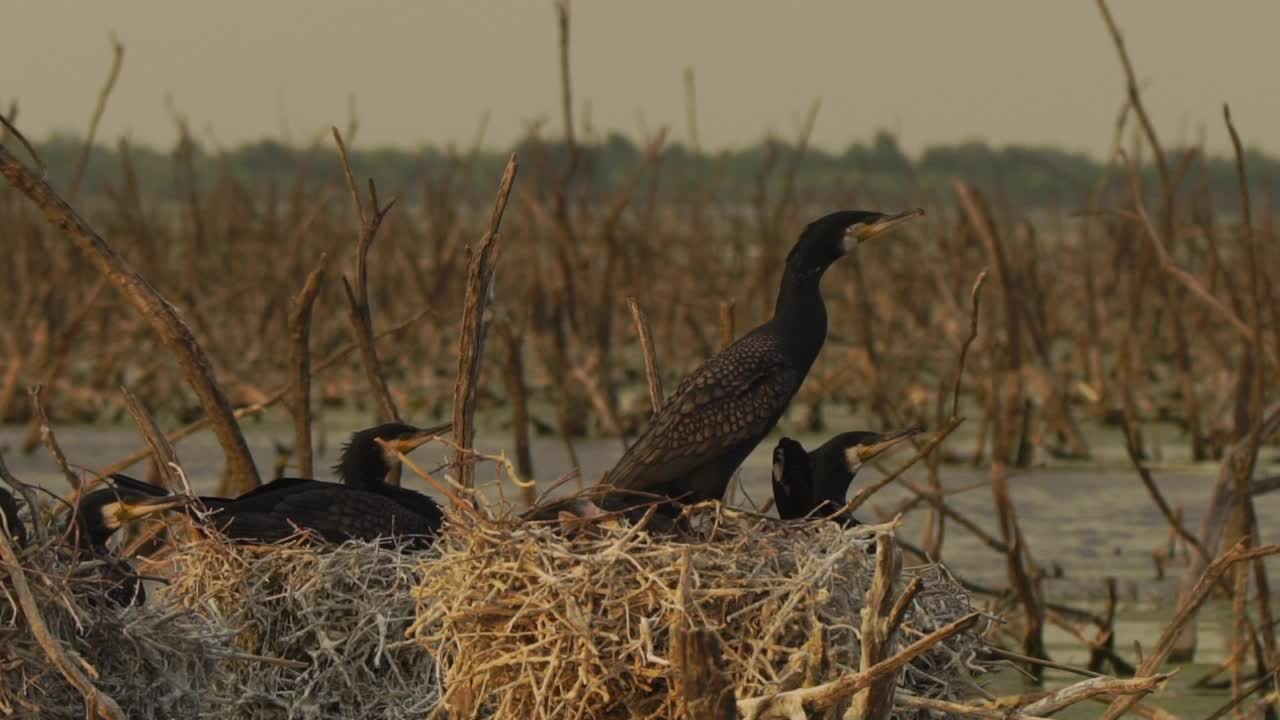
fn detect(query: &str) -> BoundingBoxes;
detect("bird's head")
[811,425,924,499]
[785,209,924,277]
[334,421,451,487]
[71,486,188,550]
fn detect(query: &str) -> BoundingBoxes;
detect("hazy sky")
[7,1,1279,157]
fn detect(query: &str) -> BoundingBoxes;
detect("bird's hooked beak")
[844,425,925,470]
[104,494,191,528]
[844,208,925,250]
[392,421,452,455]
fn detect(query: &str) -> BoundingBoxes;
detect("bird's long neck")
[816,476,853,508]
[812,455,855,511]
[335,449,389,489]
[772,265,829,366]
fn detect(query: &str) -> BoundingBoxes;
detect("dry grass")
[0,497,993,720]
[410,506,990,719]
[157,531,441,719]
[0,489,442,719]
[0,513,235,719]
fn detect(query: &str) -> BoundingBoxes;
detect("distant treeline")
[25,130,1280,210]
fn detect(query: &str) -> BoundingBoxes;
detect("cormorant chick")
[771,427,922,524]
[110,422,448,549]
[603,210,923,506]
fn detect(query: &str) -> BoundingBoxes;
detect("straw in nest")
[158,532,441,719]
[410,507,989,719]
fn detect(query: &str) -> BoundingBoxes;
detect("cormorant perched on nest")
[67,483,189,605]
[770,427,921,524]
[110,422,449,549]
[601,209,924,506]
[0,486,27,547]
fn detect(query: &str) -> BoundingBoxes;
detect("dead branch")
[952,269,989,420]
[287,254,328,479]
[452,154,518,489]
[737,611,981,719]
[119,386,182,491]
[98,307,434,479]
[0,141,262,492]
[627,296,664,413]
[332,127,401,426]
[1023,672,1173,716]
[1095,0,1169,188]
[0,527,127,720]
[1101,543,1280,719]
[69,34,125,201]
[849,531,904,719]
[718,300,735,351]
[29,385,79,490]
[894,694,1050,720]
[672,625,737,720]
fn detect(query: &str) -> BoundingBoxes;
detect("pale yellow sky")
[6,1,1279,156]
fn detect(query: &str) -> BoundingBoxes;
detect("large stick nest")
[410,505,992,719]
[0,521,235,719]
[157,532,441,719]
[3,494,990,719]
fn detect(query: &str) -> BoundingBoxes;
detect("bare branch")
[453,154,519,489]
[0,141,262,491]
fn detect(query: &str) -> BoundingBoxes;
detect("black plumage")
[67,483,187,605]
[602,209,923,505]
[0,486,26,547]
[770,427,921,524]
[111,422,448,549]
[769,437,815,521]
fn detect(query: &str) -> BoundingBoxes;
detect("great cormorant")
[601,209,924,505]
[67,483,189,605]
[770,427,921,524]
[108,422,448,548]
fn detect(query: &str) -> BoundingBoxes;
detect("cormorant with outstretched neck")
[110,422,449,548]
[771,427,921,524]
[601,210,924,506]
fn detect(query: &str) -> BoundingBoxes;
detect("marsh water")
[4,415,1278,717]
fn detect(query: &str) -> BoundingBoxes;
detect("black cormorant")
[602,209,924,505]
[770,427,921,524]
[67,483,189,605]
[0,486,27,547]
[109,422,448,548]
